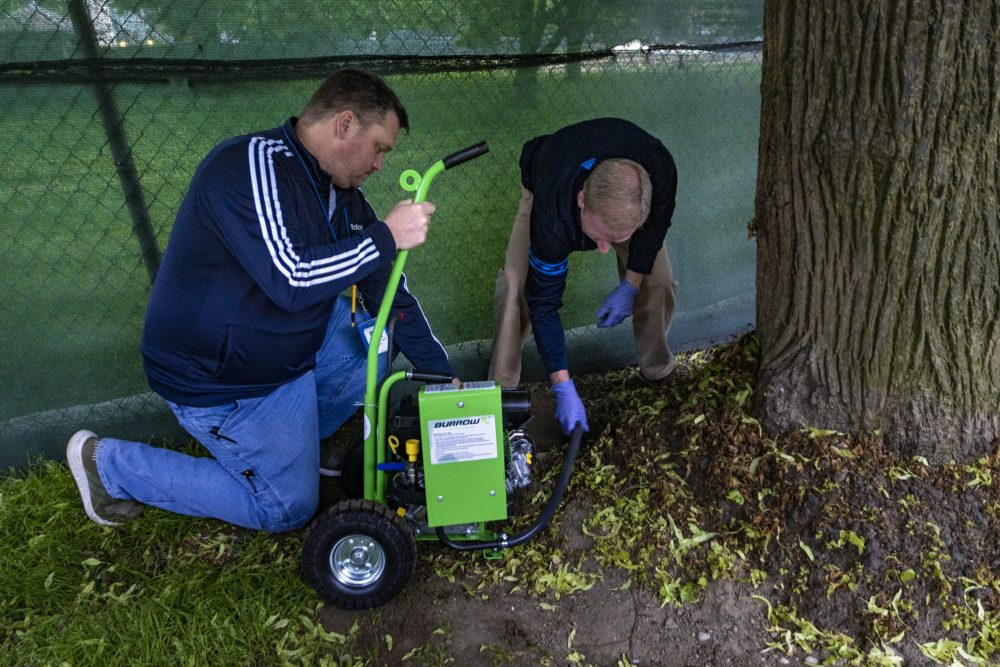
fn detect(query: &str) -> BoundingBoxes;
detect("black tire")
[301,499,416,610]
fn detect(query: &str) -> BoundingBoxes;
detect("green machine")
[300,143,584,610]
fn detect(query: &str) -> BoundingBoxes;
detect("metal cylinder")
[500,387,531,429]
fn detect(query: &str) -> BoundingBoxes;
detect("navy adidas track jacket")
[519,117,677,375]
[142,118,451,407]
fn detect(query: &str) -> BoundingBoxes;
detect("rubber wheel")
[301,499,416,610]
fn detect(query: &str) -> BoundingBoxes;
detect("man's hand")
[596,278,639,328]
[384,200,437,250]
[552,378,589,436]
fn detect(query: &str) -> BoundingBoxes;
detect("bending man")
[489,117,678,435]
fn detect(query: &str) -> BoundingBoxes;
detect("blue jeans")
[97,296,383,531]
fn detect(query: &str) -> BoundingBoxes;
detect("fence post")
[66,0,161,284]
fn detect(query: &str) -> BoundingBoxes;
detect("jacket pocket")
[214,323,324,385]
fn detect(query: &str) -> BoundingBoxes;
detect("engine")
[384,385,535,536]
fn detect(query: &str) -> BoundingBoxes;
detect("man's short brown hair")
[300,68,409,131]
[582,159,652,235]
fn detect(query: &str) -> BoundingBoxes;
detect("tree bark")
[754,0,1000,462]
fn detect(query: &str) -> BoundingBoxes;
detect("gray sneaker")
[66,430,143,526]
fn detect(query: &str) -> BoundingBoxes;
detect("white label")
[360,319,389,354]
[424,383,459,393]
[428,414,498,464]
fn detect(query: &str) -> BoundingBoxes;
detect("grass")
[0,57,760,422]
[0,457,361,667]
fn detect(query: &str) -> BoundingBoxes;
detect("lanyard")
[281,125,362,324]
[280,125,340,241]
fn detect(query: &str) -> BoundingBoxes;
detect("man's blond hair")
[581,159,652,235]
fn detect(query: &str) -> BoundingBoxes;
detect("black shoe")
[319,441,346,478]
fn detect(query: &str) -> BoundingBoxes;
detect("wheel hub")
[330,534,385,587]
[350,546,368,566]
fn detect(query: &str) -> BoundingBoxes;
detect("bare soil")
[315,337,1000,666]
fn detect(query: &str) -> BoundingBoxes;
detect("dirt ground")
[314,337,1000,667]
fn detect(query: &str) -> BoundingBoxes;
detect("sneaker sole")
[66,430,118,527]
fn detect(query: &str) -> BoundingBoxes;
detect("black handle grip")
[442,141,489,169]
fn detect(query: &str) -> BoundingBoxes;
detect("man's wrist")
[549,369,570,386]
[623,270,644,290]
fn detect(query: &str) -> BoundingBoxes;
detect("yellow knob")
[405,438,420,462]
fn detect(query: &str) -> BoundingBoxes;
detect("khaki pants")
[488,187,677,387]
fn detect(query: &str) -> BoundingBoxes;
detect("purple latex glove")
[596,278,639,328]
[552,379,590,436]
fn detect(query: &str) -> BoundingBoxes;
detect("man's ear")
[332,110,355,138]
[576,189,586,210]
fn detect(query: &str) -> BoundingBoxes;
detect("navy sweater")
[142,118,451,406]
[519,117,677,375]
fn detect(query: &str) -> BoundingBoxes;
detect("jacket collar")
[282,117,331,187]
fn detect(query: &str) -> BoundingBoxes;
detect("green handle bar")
[362,141,489,500]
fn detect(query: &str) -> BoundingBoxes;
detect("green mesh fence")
[0,0,762,470]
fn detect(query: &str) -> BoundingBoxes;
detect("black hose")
[435,423,584,551]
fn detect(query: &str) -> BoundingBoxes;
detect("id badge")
[357,317,389,354]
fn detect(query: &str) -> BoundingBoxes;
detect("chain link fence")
[0,0,762,469]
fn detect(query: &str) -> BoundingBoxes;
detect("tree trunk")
[753,0,1000,462]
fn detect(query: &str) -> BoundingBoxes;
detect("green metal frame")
[357,145,498,544]
[362,159,443,503]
